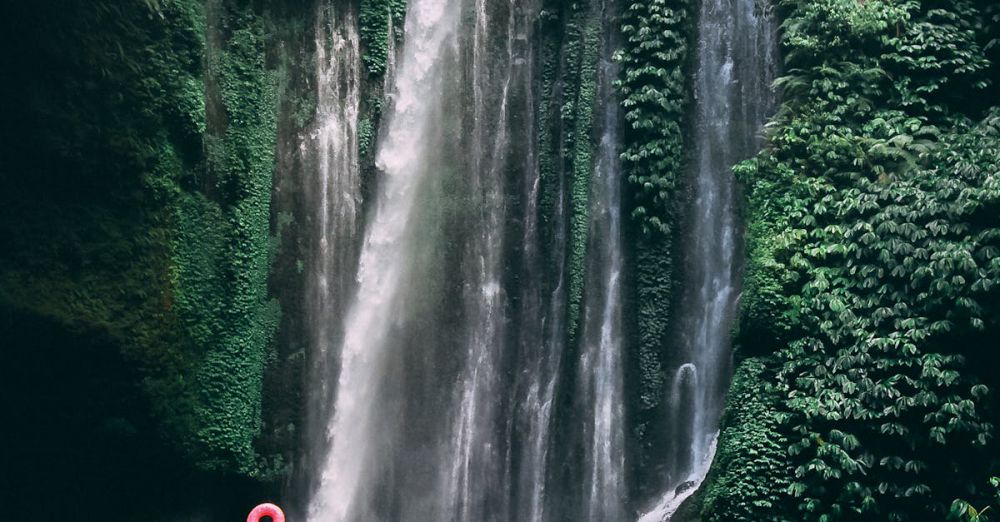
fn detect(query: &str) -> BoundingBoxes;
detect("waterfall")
[304,0,638,515]
[510,2,566,515]
[306,0,550,517]
[306,0,463,516]
[304,0,362,499]
[440,0,519,516]
[638,0,778,519]
[578,1,627,519]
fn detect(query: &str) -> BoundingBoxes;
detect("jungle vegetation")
[0,0,996,519]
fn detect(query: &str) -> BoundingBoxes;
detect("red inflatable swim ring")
[247,503,285,522]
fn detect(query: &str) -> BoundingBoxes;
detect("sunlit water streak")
[577,1,627,518]
[307,0,463,517]
[639,0,778,519]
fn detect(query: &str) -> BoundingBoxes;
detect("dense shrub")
[0,0,281,479]
[730,0,1000,519]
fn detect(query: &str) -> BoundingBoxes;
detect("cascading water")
[305,0,632,517]
[439,0,521,516]
[577,1,627,519]
[307,0,463,516]
[305,0,559,517]
[638,0,778,520]
[303,0,362,497]
[509,3,567,516]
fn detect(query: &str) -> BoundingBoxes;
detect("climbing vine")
[173,2,280,476]
[358,0,406,77]
[616,0,695,491]
[533,0,603,344]
[617,0,692,236]
[567,6,602,343]
[726,0,1000,519]
[687,358,794,521]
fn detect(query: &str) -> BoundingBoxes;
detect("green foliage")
[630,237,671,468]
[0,0,281,481]
[358,0,406,77]
[533,0,603,343]
[617,0,692,236]
[951,477,1000,522]
[535,0,568,323]
[566,6,602,343]
[358,116,375,160]
[734,159,800,355]
[737,0,1000,519]
[176,3,280,475]
[695,358,794,521]
[616,0,694,484]
[1,0,206,455]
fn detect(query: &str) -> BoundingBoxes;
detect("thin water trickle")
[639,0,778,519]
[578,1,627,518]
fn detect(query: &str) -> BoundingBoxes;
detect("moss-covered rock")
[0,1,288,513]
[677,357,794,521]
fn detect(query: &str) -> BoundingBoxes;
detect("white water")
[513,12,564,515]
[638,0,777,519]
[303,0,362,498]
[440,0,514,515]
[305,0,636,518]
[637,435,718,522]
[578,4,627,518]
[307,0,462,517]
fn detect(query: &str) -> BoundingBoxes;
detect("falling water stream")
[307,0,552,518]
[307,0,463,516]
[638,0,777,520]
[304,2,362,499]
[305,0,774,518]
[577,1,626,519]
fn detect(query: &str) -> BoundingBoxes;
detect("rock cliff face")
[1,1,292,518]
